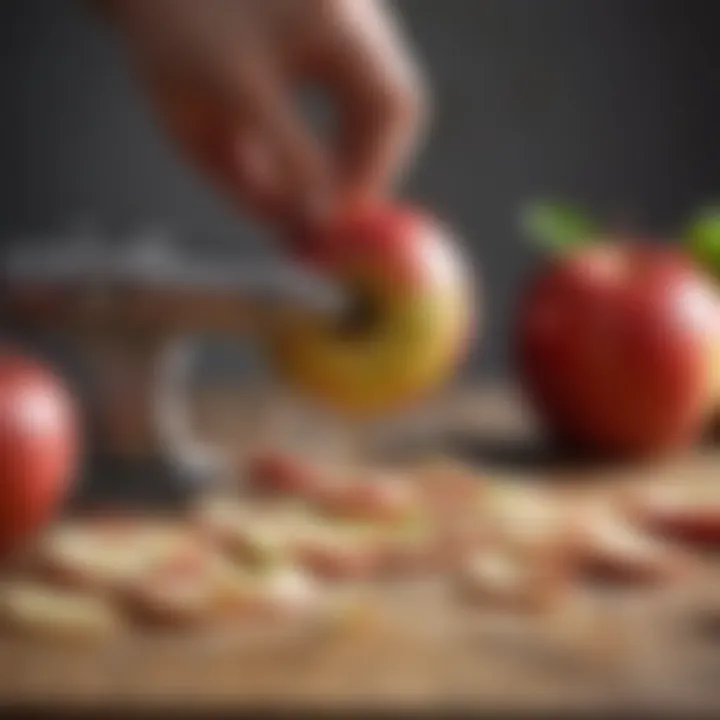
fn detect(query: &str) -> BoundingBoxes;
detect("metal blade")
[3,239,346,319]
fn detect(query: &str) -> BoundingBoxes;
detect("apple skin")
[623,480,720,547]
[0,352,80,558]
[516,243,720,459]
[267,204,477,418]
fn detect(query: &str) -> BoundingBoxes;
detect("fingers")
[230,59,334,225]
[144,60,332,229]
[132,0,428,231]
[320,0,430,202]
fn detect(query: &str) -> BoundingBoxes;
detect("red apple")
[0,352,80,557]
[516,242,720,458]
[266,203,477,417]
[685,205,720,437]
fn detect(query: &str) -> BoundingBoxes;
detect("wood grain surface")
[2,384,720,715]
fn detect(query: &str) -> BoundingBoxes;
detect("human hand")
[103,0,429,233]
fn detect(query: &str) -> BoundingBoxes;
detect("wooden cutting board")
[1,384,720,715]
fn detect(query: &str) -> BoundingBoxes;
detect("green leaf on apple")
[685,205,720,278]
[520,200,598,253]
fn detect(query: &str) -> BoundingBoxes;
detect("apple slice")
[454,481,573,612]
[216,564,376,634]
[624,480,720,546]
[34,521,153,590]
[194,496,312,570]
[408,459,488,566]
[221,566,311,615]
[255,566,322,617]
[212,560,324,622]
[195,496,390,581]
[34,519,209,594]
[290,522,388,581]
[455,539,570,613]
[123,547,321,628]
[0,581,123,642]
[413,457,485,519]
[246,451,421,523]
[119,546,225,629]
[370,518,441,577]
[569,500,693,584]
[435,480,566,572]
[481,481,569,547]
[312,468,421,524]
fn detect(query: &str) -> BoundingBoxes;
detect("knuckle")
[381,73,431,132]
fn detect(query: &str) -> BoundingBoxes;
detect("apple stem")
[685,205,720,278]
[519,200,600,255]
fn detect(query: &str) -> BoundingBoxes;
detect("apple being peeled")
[0,352,80,557]
[268,204,477,417]
[516,206,720,458]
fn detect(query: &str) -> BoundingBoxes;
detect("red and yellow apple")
[0,352,80,557]
[516,243,720,459]
[266,204,477,417]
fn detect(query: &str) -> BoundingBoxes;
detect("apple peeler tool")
[0,238,349,507]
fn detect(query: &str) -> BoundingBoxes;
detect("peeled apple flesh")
[268,205,477,417]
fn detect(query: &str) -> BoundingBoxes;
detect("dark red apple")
[0,352,80,557]
[516,242,720,458]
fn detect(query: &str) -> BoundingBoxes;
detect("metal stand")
[77,331,227,508]
[1,241,346,508]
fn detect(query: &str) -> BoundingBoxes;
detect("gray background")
[2,0,720,379]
